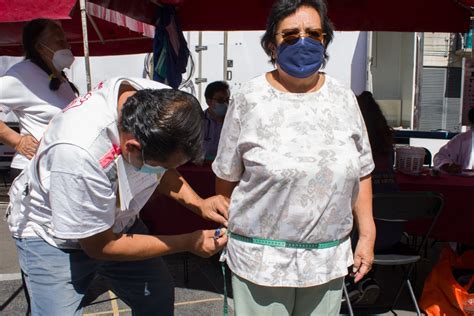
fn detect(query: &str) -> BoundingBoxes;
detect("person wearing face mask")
[0,19,78,182]
[213,0,376,314]
[0,18,78,314]
[433,108,474,173]
[202,81,231,160]
[6,77,229,315]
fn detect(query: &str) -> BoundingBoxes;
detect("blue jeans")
[15,221,174,316]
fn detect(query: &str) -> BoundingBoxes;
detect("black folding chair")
[343,191,443,316]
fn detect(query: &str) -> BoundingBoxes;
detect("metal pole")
[413,32,423,130]
[197,31,203,103]
[223,31,228,80]
[194,32,207,102]
[366,31,373,92]
[79,0,92,91]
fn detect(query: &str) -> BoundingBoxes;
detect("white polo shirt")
[0,60,76,169]
[7,77,169,248]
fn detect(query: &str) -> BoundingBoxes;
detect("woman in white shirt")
[0,18,78,180]
[213,0,376,314]
[433,108,474,173]
[0,18,77,314]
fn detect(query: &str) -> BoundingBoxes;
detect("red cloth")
[2,0,471,56]
[0,0,76,22]
[1,0,471,33]
[140,163,219,235]
[396,170,474,246]
[0,1,153,56]
[89,0,472,32]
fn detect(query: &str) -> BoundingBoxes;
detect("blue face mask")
[276,37,325,78]
[129,151,168,174]
[139,163,168,175]
[213,103,228,117]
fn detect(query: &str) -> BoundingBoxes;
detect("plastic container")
[395,146,425,175]
[464,298,474,315]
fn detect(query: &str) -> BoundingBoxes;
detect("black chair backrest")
[373,191,444,252]
[373,191,443,222]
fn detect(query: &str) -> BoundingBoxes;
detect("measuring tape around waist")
[229,232,349,249]
[220,232,350,315]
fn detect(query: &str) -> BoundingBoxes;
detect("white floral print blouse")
[212,74,374,287]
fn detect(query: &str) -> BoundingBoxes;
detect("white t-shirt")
[0,60,77,169]
[213,74,374,287]
[433,129,474,170]
[6,77,169,248]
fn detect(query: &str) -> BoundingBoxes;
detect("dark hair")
[469,108,474,125]
[261,0,334,65]
[120,89,204,163]
[357,91,394,154]
[204,81,229,100]
[22,19,79,95]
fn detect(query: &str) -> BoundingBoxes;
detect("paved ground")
[0,180,438,315]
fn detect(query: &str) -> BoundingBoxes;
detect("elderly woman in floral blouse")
[212,0,376,315]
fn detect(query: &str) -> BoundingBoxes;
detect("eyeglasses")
[276,28,326,45]
[211,97,232,104]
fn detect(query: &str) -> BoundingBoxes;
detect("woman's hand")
[440,163,462,174]
[352,237,375,283]
[198,195,229,226]
[15,135,39,159]
[352,175,375,282]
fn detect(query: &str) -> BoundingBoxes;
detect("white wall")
[226,31,275,92]
[0,56,23,76]
[0,56,23,122]
[1,30,368,107]
[0,54,150,97]
[185,31,273,105]
[325,31,367,94]
[372,32,403,100]
[67,53,150,95]
[187,30,367,105]
[371,32,416,128]
[400,32,416,127]
[423,33,451,67]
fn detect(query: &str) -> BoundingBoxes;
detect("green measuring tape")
[229,232,348,249]
[220,232,349,315]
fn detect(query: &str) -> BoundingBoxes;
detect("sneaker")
[355,277,380,305]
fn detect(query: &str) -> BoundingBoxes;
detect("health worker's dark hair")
[120,88,204,163]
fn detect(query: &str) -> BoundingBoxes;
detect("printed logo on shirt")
[62,81,104,112]
[95,81,104,90]
[62,92,92,112]
[99,144,121,169]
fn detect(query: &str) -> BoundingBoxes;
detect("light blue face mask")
[129,151,168,174]
[139,163,168,174]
